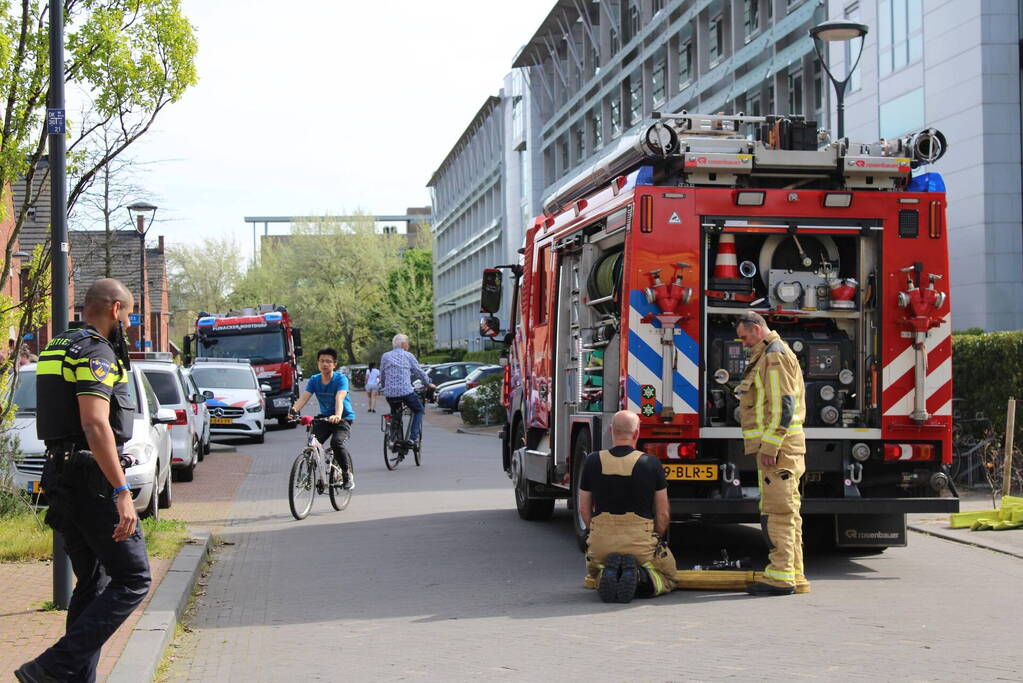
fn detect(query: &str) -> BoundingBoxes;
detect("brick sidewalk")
[0,443,252,681]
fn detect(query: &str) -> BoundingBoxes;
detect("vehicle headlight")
[123,443,155,466]
[246,403,262,413]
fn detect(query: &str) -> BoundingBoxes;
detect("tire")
[288,453,316,520]
[328,460,352,511]
[158,468,173,509]
[141,469,160,521]
[570,429,592,552]
[252,431,265,444]
[384,416,402,471]
[196,436,205,462]
[414,432,422,466]
[512,447,555,521]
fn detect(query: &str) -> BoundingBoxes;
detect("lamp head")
[809,20,869,42]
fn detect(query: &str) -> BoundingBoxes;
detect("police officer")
[16,279,151,683]
[580,411,677,603]
[733,312,809,596]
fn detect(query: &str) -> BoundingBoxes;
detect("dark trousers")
[387,392,424,443]
[37,485,151,682]
[312,418,353,472]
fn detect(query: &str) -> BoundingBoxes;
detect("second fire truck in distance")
[481,112,958,551]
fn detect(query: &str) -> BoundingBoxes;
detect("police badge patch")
[90,357,111,381]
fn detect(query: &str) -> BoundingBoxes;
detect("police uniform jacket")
[736,330,805,466]
[36,325,134,447]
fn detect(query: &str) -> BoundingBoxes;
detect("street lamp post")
[809,20,869,140]
[127,202,158,351]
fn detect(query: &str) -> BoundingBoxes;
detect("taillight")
[642,442,697,459]
[171,409,188,426]
[928,200,943,238]
[639,194,653,232]
[883,443,935,462]
[467,381,479,389]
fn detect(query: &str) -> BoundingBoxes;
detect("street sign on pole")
[129,313,141,326]
[46,108,65,134]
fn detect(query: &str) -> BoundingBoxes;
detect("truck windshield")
[198,331,285,363]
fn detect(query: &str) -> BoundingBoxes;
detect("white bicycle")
[288,416,352,520]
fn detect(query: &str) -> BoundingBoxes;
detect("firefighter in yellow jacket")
[734,312,809,596]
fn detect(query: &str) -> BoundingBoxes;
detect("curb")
[908,523,1023,560]
[106,529,212,683]
[456,427,502,438]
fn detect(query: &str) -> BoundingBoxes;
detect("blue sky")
[125,0,555,260]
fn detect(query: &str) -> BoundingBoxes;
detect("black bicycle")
[381,396,423,470]
[289,416,352,519]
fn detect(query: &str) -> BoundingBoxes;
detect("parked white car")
[9,362,175,519]
[189,359,268,444]
[137,357,211,482]
[183,367,212,453]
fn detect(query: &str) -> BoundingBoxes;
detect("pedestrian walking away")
[16,278,152,683]
[733,311,810,597]
[379,334,434,451]
[290,347,356,490]
[580,410,678,603]
[365,361,381,412]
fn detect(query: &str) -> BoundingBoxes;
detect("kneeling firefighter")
[733,312,810,596]
[581,410,677,603]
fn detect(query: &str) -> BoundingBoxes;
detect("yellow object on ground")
[950,496,1023,531]
[583,570,810,594]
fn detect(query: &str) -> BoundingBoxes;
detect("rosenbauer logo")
[845,529,901,540]
[848,159,910,171]
[685,154,752,167]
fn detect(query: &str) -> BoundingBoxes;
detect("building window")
[813,60,823,116]
[610,27,620,55]
[879,87,924,138]
[844,3,863,92]
[622,1,640,43]
[747,93,761,117]
[560,137,570,174]
[709,15,724,64]
[574,126,585,162]
[627,70,642,127]
[744,0,760,40]
[878,0,922,77]
[678,38,693,88]
[787,69,803,115]
[652,0,665,14]
[591,106,603,149]
[511,95,524,141]
[767,83,775,114]
[651,48,667,108]
[609,95,622,138]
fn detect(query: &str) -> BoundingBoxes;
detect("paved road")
[166,400,1023,682]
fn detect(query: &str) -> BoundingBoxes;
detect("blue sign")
[134,340,140,349]
[145,340,152,349]
[46,109,65,135]
[128,313,141,326]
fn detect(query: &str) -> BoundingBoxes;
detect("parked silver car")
[137,358,211,482]
[9,363,175,519]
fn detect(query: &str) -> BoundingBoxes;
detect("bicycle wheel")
[414,430,422,466]
[384,418,402,471]
[328,460,352,511]
[289,452,316,520]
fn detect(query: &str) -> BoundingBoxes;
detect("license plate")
[663,463,719,481]
[26,480,42,494]
[273,398,291,408]
[211,417,234,425]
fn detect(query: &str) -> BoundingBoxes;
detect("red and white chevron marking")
[881,320,952,417]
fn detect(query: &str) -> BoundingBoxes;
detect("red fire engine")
[183,305,304,425]
[480,112,958,550]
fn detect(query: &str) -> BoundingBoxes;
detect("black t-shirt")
[579,445,667,519]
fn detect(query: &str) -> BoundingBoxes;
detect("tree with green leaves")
[166,235,243,341]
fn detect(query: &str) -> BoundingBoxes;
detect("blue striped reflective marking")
[627,329,698,412]
[629,290,699,365]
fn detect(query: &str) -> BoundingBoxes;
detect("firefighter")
[16,279,151,683]
[733,312,809,596]
[580,410,677,603]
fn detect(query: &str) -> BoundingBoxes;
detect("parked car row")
[435,365,503,412]
[7,353,274,520]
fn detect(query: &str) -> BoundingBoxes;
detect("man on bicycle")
[291,347,356,489]
[379,334,434,454]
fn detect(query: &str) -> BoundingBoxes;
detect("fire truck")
[480,112,958,550]
[183,305,304,425]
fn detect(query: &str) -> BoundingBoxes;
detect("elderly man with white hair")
[379,334,434,457]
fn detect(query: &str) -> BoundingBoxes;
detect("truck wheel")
[512,449,554,521]
[570,429,592,552]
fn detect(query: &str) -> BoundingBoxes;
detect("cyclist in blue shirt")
[290,347,356,489]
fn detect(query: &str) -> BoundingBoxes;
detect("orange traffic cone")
[709,234,751,292]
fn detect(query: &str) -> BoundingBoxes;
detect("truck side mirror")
[293,328,303,358]
[479,315,501,338]
[183,334,194,365]
[479,269,502,314]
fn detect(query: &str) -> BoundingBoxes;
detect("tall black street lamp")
[127,202,158,351]
[809,20,869,140]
